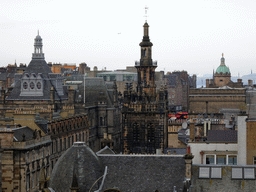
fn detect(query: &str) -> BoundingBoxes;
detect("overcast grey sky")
[1,0,256,76]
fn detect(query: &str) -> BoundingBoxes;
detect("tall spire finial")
[144,6,149,22]
[38,30,39,36]
[222,53,224,57]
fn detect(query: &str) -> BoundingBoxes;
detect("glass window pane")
[211,167,222,179]
[217,155,226,165]
[244,168,255,179]
[206,155,215,164]
[228,156,237,165]
[232,168,243,179]
[199,167,210,178]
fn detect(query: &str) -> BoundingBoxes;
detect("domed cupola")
[49,142,104,192]
[214,53,231,87]
[32,30,44,59]
[215,53,230,75]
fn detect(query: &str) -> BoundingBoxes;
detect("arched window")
[37,82,41,89]
[133,123,140,143]
[23,82,28,89]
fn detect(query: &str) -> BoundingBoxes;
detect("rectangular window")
[60,139,62,151]
[254,157,256,165]
[206,155,215,165]
[216,155,226,165]
[244,168,255,179]
[211,167,222,179]
[199,167,210,178]
[232,168,243,179]
[228,155,237,165]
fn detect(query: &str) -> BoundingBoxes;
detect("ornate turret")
[122,20,168,155]
[32,31,45,59]
[135,22,157,97]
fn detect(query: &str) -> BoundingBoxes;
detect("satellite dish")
[203,113,208,118]
[182,122,188,129]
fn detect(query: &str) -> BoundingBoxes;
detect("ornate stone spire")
[32,31,45,59]
[220,53,225,66]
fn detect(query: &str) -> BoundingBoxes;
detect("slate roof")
[0,72,7,81]
[207,130,237,142]
[96,146,115,155]
[99,154,186,191]
[50,143,187,192]
[0,126,36,141]
[164,148,187,155]
[49,142,104,192]
[24,59,52,74]
[6,59,68,101]
[82,78,113,107]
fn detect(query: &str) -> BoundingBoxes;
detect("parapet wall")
[192,165,256,192]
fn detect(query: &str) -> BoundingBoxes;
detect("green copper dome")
[215,54,230,74]
[216,65,230,74]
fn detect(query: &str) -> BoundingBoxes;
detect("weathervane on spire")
[144,6,149,22]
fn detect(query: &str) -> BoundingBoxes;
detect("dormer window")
[23,82,28,89]
[30,82,35,89]
[37,82,41,89]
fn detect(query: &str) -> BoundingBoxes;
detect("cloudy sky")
[1,0,256,76]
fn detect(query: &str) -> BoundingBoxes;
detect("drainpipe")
[200,151,204,164]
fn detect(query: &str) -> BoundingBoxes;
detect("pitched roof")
[6,59,68,101]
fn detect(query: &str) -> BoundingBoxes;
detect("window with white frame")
[205,154,237,165]
[253,157,256,165]
[216,155,226,165]
[228,155,237,165]
[206,155,215,165]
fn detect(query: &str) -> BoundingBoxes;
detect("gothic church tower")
[122,22,168,154]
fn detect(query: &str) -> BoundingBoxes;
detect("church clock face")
[30,82,35,89]
[37,82,41,89]
[23,82,28,89]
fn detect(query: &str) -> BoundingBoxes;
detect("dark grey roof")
[99,154,186,192]
[164,148,187,155]
[0,72,7,81]
[6,59,68,101]
[12,127,34,141]
[96,146,115,155]
[24,59,52,74]
[82,78,113,107]
[35,122,48,134]
[207,130,237,142]
[49,142,104,192]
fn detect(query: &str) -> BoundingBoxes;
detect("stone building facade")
[189,54,246,115]
[0,114,89,192]
[122,22,168,154]
[165,71,196,112]
[189,88,246,114]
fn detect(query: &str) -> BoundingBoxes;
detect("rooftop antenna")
[144,6,149,22]
[38,30,39,36]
